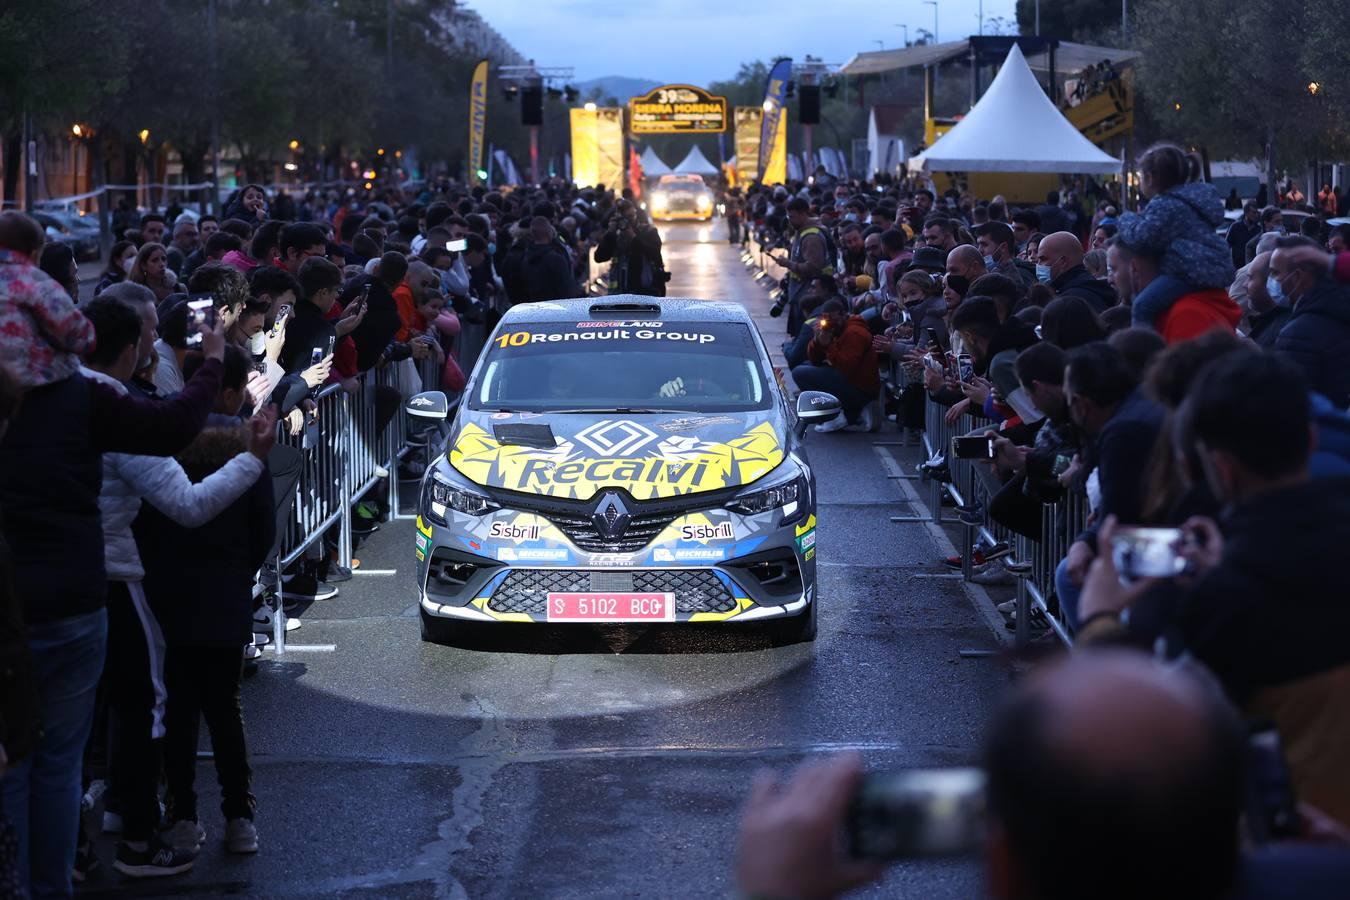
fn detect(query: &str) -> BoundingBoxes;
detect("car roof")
[499,296,755,325]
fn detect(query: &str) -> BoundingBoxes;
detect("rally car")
[412,297,841,646]
[647,174,716,222]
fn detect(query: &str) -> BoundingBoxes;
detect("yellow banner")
[762,110,788,185]
[571,107,625,189]
[734,106,762,185]
[468,59,488,185]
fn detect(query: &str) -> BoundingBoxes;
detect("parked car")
[32,210,102,261]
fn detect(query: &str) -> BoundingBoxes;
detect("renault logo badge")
[592,492,632,540]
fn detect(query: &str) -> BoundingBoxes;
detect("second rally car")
[412,298,841,645]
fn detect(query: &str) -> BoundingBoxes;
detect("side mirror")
[406,390,449,420]
[794,391,841,438]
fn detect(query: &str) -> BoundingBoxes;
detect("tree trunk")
[2,133,19,207]
[1265,127,1277,209]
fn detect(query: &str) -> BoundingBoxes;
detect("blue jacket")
[1077,388,1164,551]
[1118,182,1235,290]
[1273,278,1350,408]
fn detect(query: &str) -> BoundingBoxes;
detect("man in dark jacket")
[1078,352,1350,824]
[1038,231,1115,313]
[521,217,581,302]
[0,318,226,899]
[278,256,341,376]
[1033,191,1070,236]
[594,201,666,297]
[1054,342,1164,630]
[141,350,276,859]
[1243,252,1292,350]
[1225,202,1262,269]
[1271,237,1350,408]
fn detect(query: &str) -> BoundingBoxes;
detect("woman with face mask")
[94,240,140,298]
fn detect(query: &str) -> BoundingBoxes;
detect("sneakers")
[813,412,850,434]
[944,541,1011,571]
[324,562,353,584]
[281,566,339,602]
[970,558,1016,585]
[225,818,260,854]
[253,606,301,633]
[845,404,877,433]
[73,831,100,883]
[167,819,206,854]
[244,643,263,661]
[113,836,196,878]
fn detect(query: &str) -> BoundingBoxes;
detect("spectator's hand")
[245,370,270,410]
[1058,453,1084,488]
[264,316,288,363]
[1179,516,1224,576]
[735,753,886,900]
[411,338,432,360]
[246,405,278,460]
[881,302,899,323]
[285,408,304,436]
[200,319,226,362]
[872,335,894,355]
[993,435,1028,474]
[1080,517,1154,619]
[300,354,333,388]
[1066,539,1095,586]
[335,302,368,336]
[302,397,318,423]
[945,397,971,426]
[923,366,945,394]
[961,376,992,407]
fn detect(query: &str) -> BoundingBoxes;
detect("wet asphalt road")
[80,221,1007,899]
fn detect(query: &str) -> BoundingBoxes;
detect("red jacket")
[806,314,880,394]
[1157,288,1241,345]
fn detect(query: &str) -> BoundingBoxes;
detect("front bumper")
[415,504,816,625]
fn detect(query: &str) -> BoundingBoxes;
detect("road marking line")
[353,569,398,576]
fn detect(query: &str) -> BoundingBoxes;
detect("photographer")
[769,198,832,335]
[594,200,666,297]
[1078,351,1350,823]
[790,299,880,434]
[735,651,1350,900]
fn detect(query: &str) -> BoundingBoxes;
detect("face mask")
[249,330,267,355]
[1267,275,1286,305]
[844,213,859,223]
[487,242,497,256]
[983,254,996,272]
[1035,263,1053,283]
[120,256,136,273]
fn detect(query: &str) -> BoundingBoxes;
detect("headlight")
[697,194,712,209]
[728,469,806,521]
[651,192,668,208]
[422,469,498,524]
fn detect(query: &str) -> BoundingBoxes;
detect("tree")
[1015,0,1122,39]
[1133,0,1350,182]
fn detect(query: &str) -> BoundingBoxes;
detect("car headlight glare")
[424,471,497,524]
[728,474,803,517]
[697,194,712,209]
[652,192,668,208]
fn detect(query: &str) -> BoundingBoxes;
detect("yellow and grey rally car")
[412,297,843,646]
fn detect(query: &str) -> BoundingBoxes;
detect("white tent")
[908,44,1121,175]
[639,146,672,177]
[673,145,719,176]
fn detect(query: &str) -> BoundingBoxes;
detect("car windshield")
[472,320,771,413]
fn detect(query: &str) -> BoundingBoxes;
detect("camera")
[846,768,986,860]
[1109,526,1189,581]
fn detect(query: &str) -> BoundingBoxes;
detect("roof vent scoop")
[588,302,661,316]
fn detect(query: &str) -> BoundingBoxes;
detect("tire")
[771,598,817,644]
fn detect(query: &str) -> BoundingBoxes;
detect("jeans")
[0,608,107,900]
[781,326,815,369]
[164,646,255,824]
[790,364,871,421]
[104,581,166,842]
[1054,556,1083,632]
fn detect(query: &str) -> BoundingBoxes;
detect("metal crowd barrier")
[268,351,448,651]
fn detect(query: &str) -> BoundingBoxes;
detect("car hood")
[448,409,785,501]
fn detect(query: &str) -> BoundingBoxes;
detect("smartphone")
[311,347,325,365]
[951,435,996,460]
[922,354,945,374]
[271,304,292,335]
[957,353,975,383]
[1109,526,1189,581]
[446,238,468,252]
[925,327,941,350]
[184,296,216,345]
[846,768,987,860]
[1244,724,1301,845]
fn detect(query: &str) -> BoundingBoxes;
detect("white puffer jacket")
[81,367,265,582]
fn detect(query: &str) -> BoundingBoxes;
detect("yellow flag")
[468,59,489,185]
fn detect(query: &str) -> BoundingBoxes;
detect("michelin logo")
[497,547,570,562]
[654,547,725,562]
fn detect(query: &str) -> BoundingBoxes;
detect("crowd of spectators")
[0,173,657,895]
[733,142,1350,897]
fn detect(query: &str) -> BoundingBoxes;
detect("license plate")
[546,592,675,623]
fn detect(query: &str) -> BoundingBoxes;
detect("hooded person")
[522,217,582,302]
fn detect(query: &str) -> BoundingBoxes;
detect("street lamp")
[1308,82,1322,96]
[894,24,909,46]
[289,139,300,151]
[138,128,150,144]
[71,124,83,137]
[584,101,597,112]
[924,1,938,43]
